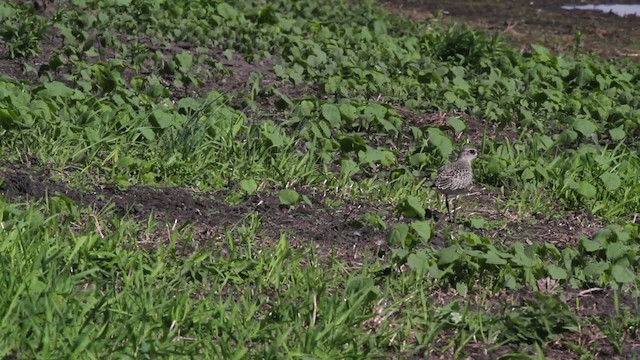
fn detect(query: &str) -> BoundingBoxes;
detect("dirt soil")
[382,0,640,59]
[1,0,639,358]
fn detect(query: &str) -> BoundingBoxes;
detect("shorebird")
[432,145,479,221]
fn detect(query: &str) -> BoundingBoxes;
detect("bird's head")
[457,146,479,162]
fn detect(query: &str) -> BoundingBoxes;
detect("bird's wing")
[434,165,456,189]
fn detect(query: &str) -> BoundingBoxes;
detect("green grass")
[0,198,379,358]
[1,0,640,358]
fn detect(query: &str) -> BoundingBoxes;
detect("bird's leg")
[451,196,457,223]
[445,194,452,222]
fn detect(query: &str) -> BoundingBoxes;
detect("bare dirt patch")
[463,188,603,248]
[0,158,605,261]
[0,162,391,265]
[381,0,640,60]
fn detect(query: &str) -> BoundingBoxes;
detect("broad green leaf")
[247,4,279,24]
[459,231,482,245]
[307,54,325,67]
[535,164,549,180]
[263,130,288,148]
[278,189,300,205]
[512,244,535,267]
[362,147,395,166]
[151,109,174,129]
[340,159,359,178]
[521,168,535,181]
[438,246,460,265]
[379,150,396,166]
[338,134,366,153]
[427,264,442,279]
[483,251,506,265]
[116,157,136,168]
[576,180,596,198]
[599,173,621,192]
[580,237,603,252]
[38,81,75,98]
[547,265,568,280]
[364,103,387,119]
[397,196,425,219]
[583,262,609,277]
[339,102,358,120]
[572,118,598,137]
[608,126,626,141]
[359,212,386,230]
[456,282,468,297]
[410,221,431,241]
[273,64,285,78]
[531,44,551,61]
[84,128,101,143]
[443,91,458,103]
[239,179,258,195]
[614,228,630,242]
[141,172,159,184]
[504,273,519,289]
[392,248,409,260]
[317,121,331,138]
[0,108,16,127]
[447,117,466,132]
[409,153,427,166]
[426,128,453,158]
[0,4,17,16]
[321,103,342,127]
[469,217,486,229]
[560,129,578,143]
[28,278,48,292]
[57,24,76,43]
[407,251,430,276]
[217,3,238,18]
[298,100,315,116]
[611,264,635,283]
[605,243,628,261]
[138,127,155,141]
[387,224,409,246]
[175,51,193,71]
[535,134,554,150]
[376,117,399,133]
[593,226,615,244]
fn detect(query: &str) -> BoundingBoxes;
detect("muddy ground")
[1,0,639,358]
[384,0,640,59]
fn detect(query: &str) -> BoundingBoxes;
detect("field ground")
[383,0,640,59]
[1,0,639,358]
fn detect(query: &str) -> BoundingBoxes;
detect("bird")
[432,145,479,222]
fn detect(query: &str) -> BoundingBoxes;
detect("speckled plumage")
[432,146,478,221]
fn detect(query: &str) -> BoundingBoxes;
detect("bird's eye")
[470,149,476,154]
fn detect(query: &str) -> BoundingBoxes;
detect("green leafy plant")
[0,0,639,357]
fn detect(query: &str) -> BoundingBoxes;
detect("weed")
[0,0,639,357]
